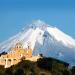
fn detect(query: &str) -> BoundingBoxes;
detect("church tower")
[15,42,23,50]
[26,41,32,57]
[28,41,31,49]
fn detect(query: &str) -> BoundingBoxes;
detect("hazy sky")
[0,0,75,42]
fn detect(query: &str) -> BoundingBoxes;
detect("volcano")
[0,20,75,66]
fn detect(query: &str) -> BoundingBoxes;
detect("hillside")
[0,57,74,75]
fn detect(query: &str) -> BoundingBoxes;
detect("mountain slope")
[0,20,75,65]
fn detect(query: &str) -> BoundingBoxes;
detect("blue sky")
[0,0,75,42]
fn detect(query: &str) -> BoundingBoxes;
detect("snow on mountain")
[0,20,75,65]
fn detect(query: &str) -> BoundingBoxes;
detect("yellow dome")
[15,41,23,49]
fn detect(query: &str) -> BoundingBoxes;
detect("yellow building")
[0,41,32,68]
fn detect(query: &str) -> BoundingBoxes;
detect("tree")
[71,66,75,75]
[5,68,12,75]
[13,68,24,75]
[0,52,7,56]
[63,69,71,75]
[0,65,4,75]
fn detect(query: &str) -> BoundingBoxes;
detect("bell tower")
[28,41,31,49]
[26,41,32,57]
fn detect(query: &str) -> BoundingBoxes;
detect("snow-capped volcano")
[0,20,75,65]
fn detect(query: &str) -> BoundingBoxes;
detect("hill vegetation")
[0,57,75,75]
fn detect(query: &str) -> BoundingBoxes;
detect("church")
[0,41,32,68]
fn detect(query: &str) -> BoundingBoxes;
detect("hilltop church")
[0,41,32,68]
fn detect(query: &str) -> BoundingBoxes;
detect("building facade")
[0,41,32,68]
